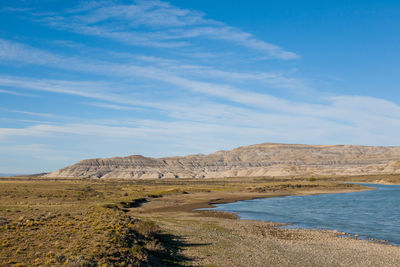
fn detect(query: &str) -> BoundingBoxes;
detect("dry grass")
[0,178,199,266]
[0,176,375,266]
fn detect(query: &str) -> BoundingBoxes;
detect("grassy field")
[0,176,394,266]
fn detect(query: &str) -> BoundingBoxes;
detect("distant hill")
[24,173,49,177]
[0,173,22,177]
[45,143,400,179]
[0,173,47,177]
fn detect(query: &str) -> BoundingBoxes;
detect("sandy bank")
[137,185,372,214]
[131,184,400,266]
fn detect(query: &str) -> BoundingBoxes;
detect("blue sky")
[1,0,400,174]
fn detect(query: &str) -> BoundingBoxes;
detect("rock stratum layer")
[46,143,400,179]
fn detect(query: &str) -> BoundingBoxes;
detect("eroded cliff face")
[45,143,400,179]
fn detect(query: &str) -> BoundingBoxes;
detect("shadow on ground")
[150,232,210,266]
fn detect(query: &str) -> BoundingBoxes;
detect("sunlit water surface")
[206,183,400,245]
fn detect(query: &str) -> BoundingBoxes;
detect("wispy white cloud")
[52,39,84,49]
[1,0,399,174]
[0,7,33,12]
[0,89,37,97]
[0,38,69,66]
[0,108,60,119]
[120,54,307,89]
[59,0,208,27]
[0,118,54,124]
[0,75,167,111]
[1,90,399,174]
[0,144,74,161]
[0,108,79,121]
[84,102,144,111]
[1,70,399,134]
[0,37,308,112]
[1,37,399,134]
[35,0,298,59]
[0,37,303,91]
[160,26,299,59]
[1,103,399,150]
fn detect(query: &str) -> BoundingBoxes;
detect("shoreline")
[2,177,400,266]
[202,184,400,247]
[139,183,373,213]
[134,183,400,266]
[346,180,400,185]
[202,185,400,247]
[137,183,400,248]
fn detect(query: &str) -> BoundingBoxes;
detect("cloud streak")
[35,0,298,59]
[1,36,400,132]
[0,89,37,97]
[0,0,398,173]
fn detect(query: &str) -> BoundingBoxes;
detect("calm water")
[207,183,400,245]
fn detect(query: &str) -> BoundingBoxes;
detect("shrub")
[134,220,160,239]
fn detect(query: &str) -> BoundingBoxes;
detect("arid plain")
[1,175,400,266]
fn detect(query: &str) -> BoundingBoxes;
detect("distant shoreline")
[140,182,374,213]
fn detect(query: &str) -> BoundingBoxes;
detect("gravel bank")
[134,188,400,266]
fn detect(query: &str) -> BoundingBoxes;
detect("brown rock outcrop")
[45,143,400,179]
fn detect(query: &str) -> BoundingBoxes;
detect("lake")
[206,183,400,245]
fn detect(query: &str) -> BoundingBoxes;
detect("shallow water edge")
[201,183,400,246]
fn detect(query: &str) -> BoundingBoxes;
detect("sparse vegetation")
[0,178,202,266]
[0,175,384,266]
